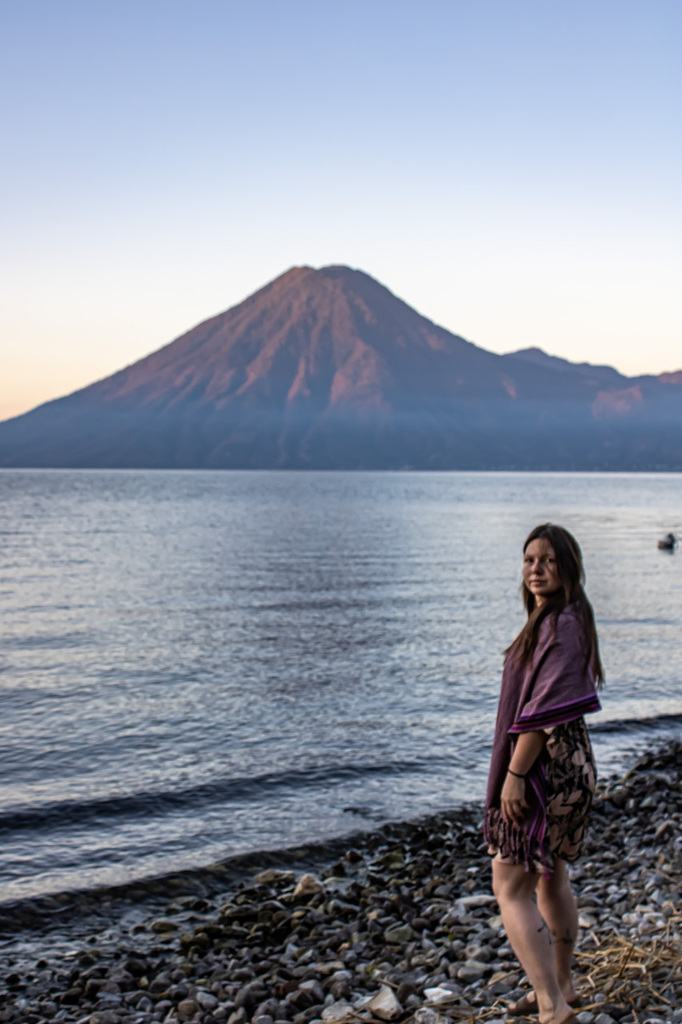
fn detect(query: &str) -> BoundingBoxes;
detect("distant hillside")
[1,265,680,469]
[503,347,628,389]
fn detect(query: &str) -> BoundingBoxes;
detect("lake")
[1,470,680,907]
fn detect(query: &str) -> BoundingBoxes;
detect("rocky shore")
[1,741,680,1024]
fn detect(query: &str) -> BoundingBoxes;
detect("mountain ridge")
[1,265,680,470]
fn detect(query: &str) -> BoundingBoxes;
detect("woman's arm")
[501,729,548,826]
[509,729,547,775]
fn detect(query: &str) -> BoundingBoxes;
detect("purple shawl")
[483,605,601,875]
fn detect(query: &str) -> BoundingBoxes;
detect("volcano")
[1,265,680,469]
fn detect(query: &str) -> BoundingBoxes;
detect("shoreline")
[1,740,680,1024]
[4,714,681,943]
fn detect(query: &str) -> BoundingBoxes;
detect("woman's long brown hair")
[506,523,604,686]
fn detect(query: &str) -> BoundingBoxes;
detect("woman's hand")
[500,771,529,826]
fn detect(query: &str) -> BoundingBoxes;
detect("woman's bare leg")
[492,858,575,1023]
[536,857,579,998]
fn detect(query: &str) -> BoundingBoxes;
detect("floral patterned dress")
[542,716,597,861]
[485,716,598,872]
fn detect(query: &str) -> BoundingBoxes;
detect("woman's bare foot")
[538,999,577,1024]
[508,983,578,1014]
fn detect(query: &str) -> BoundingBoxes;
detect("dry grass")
[571,930,682,1021]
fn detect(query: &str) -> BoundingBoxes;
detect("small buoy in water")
[657,532,677,550]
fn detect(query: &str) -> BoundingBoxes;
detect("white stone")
[321,1001,355,1023]
[365,985,402,1020]
[455,893,498,909]
[423,986,458,1005]
[293,872,325,896]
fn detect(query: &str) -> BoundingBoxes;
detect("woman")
[483,523,603,1024]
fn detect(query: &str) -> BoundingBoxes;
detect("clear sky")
[2,0,680,421]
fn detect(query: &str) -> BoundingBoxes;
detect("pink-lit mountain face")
[1,265,680,469]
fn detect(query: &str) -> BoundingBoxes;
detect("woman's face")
[523,537,561,606]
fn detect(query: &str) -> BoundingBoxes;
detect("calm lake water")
[1,470,681,906]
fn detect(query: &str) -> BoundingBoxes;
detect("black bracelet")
[507,768,526,779]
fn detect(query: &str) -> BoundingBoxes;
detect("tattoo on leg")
[550,927,575,947]
[537,920,553,945]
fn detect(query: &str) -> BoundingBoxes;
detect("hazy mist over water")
[1,470,681,904]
